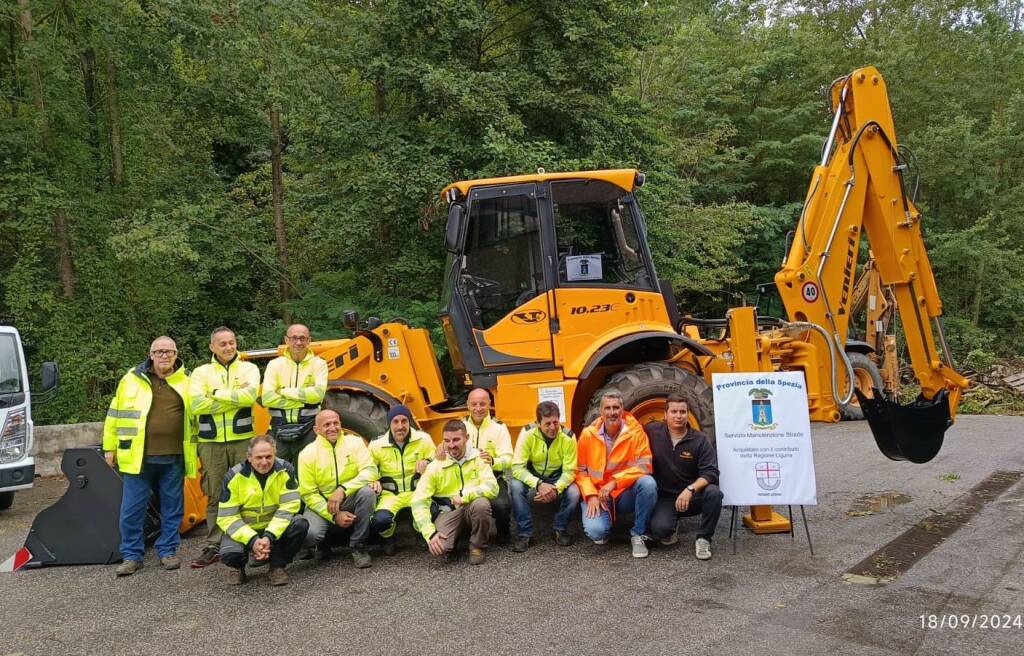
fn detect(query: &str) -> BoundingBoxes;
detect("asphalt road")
[1,415,1022,656]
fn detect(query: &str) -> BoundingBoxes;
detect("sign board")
[712,371,817,506]
[565,255,602,281]
[537,385,567,421]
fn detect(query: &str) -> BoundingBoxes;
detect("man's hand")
[434,443,447,461]
[585,496,603,518]
[598,480,616,505]
[327,488,346,515]
[334,511,356,528]
[451,494,464,507]
[252,536,271,560]
[104,451,116,468]
[368,480,382,494]
[415,459,429,474]
[478,450,493,465]
[675,489,693,513]
[427,531,449,556]
[534,482,558,503]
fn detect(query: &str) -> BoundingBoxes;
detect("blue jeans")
[509,477,582,537]
[580,474,657,541]
[119,455,184,561]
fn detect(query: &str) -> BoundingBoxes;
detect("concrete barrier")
[32,422,103,477]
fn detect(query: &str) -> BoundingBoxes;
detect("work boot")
[115,559,142,577]
[160,554,181,570]
[630,534,649,559]
[554,530,574,547]
[190,545,220,568]
[496,525,511,545]
[660,532,679,547]
[511,536,530,553]
[352,549,372,569]
[381,538,397,557]
[268,566,289,586]
[695,538,712,561]
[224,567,246,585]
[313,544,333,561]
[469,547,486,565]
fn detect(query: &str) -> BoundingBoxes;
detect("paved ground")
[1,415,1022,656]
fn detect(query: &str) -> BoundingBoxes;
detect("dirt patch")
[845,490,912,517]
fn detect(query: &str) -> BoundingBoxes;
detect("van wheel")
[0,491,14,511]
[323,391,390,442]
[585,363,716,446]
[840,352,885,421]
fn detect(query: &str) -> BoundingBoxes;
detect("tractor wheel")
[0,491,13,511]
[585,363,716,445]
[840,352,885,421]
[323,390,389,442]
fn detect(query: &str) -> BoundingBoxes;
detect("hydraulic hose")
[783,320,856,407]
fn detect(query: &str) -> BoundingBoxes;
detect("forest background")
[2,0,1022,424]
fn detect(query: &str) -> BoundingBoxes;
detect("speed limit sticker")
[801,281,820,303]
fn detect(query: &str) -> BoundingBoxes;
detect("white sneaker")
[631,534,649,558]
[592,537,608,545]
[660,533,679,546]
[695,537,712,560]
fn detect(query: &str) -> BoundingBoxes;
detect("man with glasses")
[102,336,198,577]
[261,323,329,465]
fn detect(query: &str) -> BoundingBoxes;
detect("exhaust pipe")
[855,387,952,464]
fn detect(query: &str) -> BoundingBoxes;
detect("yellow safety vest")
[297,433,376,521]
[411,447,498,540]
[511,425,578,493]
[260,351,328,426]
[189,355,261,442]
[217,459,301,542]
[463,415,513,473]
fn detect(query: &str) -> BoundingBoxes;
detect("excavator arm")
[774,67,969,463]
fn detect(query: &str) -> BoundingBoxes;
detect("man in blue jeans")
[509,401,580,552]
[102,336,198,577]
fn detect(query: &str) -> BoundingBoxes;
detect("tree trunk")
[105,52,123,187]
[79,47,103,189]
[6,17,18,117]
[374,79,385,116]
[269,105,291,323]
[19,0,75,298]
[971,259,985,327]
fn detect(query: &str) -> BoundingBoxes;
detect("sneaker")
[554,530,574,547]
[660,533,679,547]
[695,537,712,560]
[592,537,609,545]
[469,547,486,565]
[351,549,372,569]
[382,539,397,557]
[224,567,246,585]
[268,566,289,586]
[160,554,181,570]
[191,545,220,568]
[115,559,142,577]
[511,536,530,553]
[631,534,649,558]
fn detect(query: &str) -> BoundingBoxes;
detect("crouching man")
[412,420,498,565]
[218,435,308,585]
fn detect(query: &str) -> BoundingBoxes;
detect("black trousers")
[490,476,512,540]
[220,517,309,569]
[649,484,724,541]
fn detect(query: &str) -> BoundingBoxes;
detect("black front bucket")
[855,388,953,464]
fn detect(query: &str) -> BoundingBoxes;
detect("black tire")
[0,491,13,511]
[323,390,389,442]
[840,352,885,421]
[584,363,716,445]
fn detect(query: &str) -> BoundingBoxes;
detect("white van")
[0,326,58,510]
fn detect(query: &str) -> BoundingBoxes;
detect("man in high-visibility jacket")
[102,336,198,577]
[261,323,328,465]
[189,326,261,569]
[413,420,498,565]
[576,391,657,558]
[367,404,434,555]
[297,409,377,569]
[509,401,580,552]
[218,435,308,586]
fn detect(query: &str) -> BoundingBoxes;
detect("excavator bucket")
[855,388,952,464]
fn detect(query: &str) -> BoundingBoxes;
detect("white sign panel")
[712,371,817,506]
[565,255,602,281]
[537,385,567,421]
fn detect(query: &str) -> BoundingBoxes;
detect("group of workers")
[102,324,724,586]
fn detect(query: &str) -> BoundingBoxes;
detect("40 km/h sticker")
[801,281,820,303]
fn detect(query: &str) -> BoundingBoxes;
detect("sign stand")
[729,504,814,555]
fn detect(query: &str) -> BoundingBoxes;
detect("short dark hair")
[536,401,560,423]
[210,326,235,342]
[442,419,467,436]
[665,393,688,408]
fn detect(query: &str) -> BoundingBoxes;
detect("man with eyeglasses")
[261,324,329,465]
[102,336,198,577]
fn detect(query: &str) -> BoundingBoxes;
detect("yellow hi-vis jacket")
[511,425,578,493]
[102,360,197,477]
[463,415,513,473]
[217,458,301,543]
[189,355,261,442]
[297,433,376,521]
[260,351,328,426]
[369,429,435,516]
[411,446,498,540]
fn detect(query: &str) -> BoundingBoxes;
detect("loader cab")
[439,171,661,386]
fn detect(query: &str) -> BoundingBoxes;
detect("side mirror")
[40,361,59,392]
[444,204,465,254]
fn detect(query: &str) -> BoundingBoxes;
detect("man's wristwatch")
[686,484,696,493]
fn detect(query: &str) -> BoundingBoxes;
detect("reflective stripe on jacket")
[511,425,577,493]
[411,447,498,540]
[576,411,652,500]
[260,351,328,426]
[101,360,198,477]
[217,458,301,543]
[463,415,513,473]
[189,355,260,442]
[369,429,435,496]
[297,433,376,521]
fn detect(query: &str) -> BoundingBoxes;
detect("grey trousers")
[303,486,376,549]
[198,440,251,547]
[434,497,492,551]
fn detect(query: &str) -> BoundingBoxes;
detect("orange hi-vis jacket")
[576,411,653,501]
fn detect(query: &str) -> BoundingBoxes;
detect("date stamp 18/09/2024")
[920,614,1023,630]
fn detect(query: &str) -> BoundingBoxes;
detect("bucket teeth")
[856,388,952,464]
